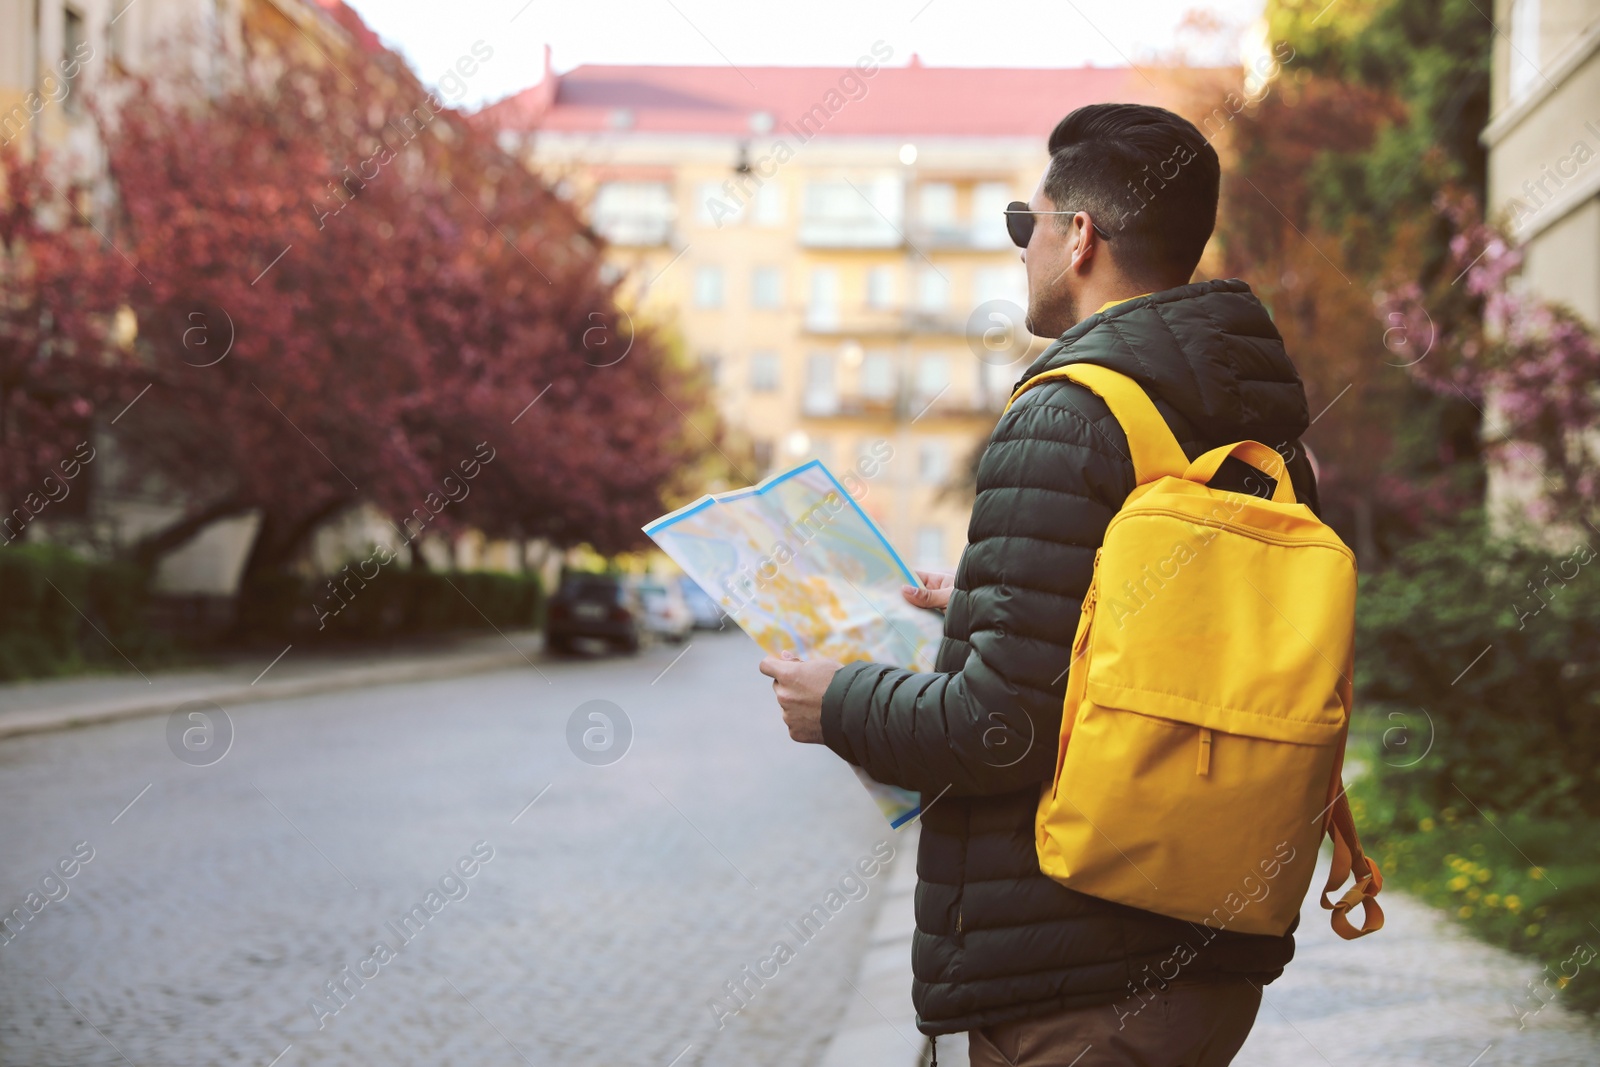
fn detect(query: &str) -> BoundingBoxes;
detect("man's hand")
[759,650,843,744]
[902,568,955,611]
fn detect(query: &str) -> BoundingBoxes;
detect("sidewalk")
[913,845,1600,1067]
[819,822,930,1067]
[0,629,543,740]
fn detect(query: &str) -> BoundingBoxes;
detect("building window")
[974,265,1026,307]
[751,266,784,309]
[860,351,896,400]
[700,352,722,387]
[804,351,838,415]
[808,267,840,330]
[1508,0,1541,101]
[973,182,1012,248]
[919,439,949,485]
[694,265,724,309]
[591,181,674,245]
[865,265,896,309]
[750,351,781,392]
[62,6,87,113]
[752,438,774,472]
[753,182,785,226]
[697,180,743,227]
[919,183,957,228]
[916,526,946,570]
[917,267,950,312]
[916,354,950,404]
[800,177,903,247]
[979,360,1017,407]
[810,437,834,468]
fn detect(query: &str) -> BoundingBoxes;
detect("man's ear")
[1067,212,1100,275]
[1075,211,1113,275]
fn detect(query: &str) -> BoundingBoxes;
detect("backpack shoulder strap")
[1005,363,1188,485]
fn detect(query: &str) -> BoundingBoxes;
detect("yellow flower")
[1525,923,1542,937]
[1449,875,1470,891]
[1458,905,1474,918]
[1419,817,1436,832]
[1530,867,1545,880]
[1505,895,1522,913]
[1484,894,1501,908]
[1467,887,1482,901]
[1558,976,1571,989]
[1475,869,1492,883]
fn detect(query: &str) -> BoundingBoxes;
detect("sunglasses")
[1004,201,1114,249]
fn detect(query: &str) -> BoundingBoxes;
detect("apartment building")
[0,0,253,164]
[483,51,1186,570]
[1484,0,1600,523]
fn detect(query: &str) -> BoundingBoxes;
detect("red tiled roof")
[477,51,1175,139]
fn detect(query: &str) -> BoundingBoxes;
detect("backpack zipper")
[1081,548,1103,613]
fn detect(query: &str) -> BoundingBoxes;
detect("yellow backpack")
[1016,364,1383,940]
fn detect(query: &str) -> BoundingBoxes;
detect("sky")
[341,0,1270,111]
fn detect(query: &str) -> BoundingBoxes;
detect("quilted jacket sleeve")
[819,382,1133,797]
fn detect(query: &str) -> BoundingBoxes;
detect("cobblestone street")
[5,630,1600,1066]
[0,632,899,1066]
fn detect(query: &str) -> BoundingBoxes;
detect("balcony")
[798,217,904,249]
[592,214,674,247]
[799,384,1009,423]
[590,180,676,247]
[799,307,980,338]
[907,223,1013,251]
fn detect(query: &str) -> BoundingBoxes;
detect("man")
[760,103,1320,1065]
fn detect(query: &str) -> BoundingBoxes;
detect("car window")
[560,576,621,600]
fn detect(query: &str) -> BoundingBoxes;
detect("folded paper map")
[643,460,944,828]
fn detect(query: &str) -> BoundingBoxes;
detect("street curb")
[819,822,933,1067]
[0,644,541,742]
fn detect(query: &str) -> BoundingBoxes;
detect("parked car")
[679,577,726,630]
[632,579,693,643]
[546,573,645,653]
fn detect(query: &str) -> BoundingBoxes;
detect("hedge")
[230,558,542,642]
[0,543,156,681]
[1,543,543,679]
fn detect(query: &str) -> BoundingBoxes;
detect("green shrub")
[305,565,541,640]
[0,543,543,679]
[0,544,160,680]
[1354,514,1600,1015]
[1356,514,1600,819]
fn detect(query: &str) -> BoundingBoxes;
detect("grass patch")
[1351,767,1600,1020]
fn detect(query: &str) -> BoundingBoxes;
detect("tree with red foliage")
[90,27,713,597]
[0,150,137,540]
[1210,71,1481,560]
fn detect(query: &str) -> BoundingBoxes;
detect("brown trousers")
[965,979,1262,1067]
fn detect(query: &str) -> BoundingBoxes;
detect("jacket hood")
[1021,279,1310,446]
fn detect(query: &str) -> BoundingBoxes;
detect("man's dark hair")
[1043,103,1219,283]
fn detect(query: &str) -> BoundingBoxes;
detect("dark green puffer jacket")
[820,279,1321,1036]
